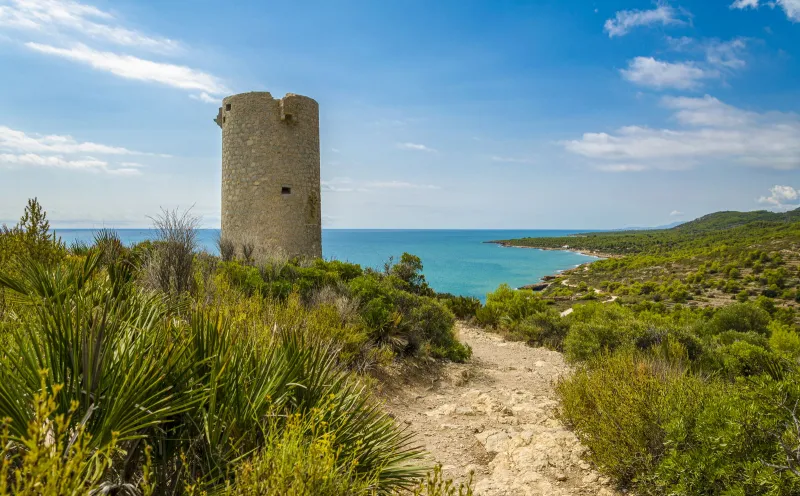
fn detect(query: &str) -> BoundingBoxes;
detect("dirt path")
[382,324,616,496]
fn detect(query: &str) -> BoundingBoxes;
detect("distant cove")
[56,229,598,301]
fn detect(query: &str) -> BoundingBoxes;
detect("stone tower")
[216,92,322,259]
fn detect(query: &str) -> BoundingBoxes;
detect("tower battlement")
[217,91,322,259]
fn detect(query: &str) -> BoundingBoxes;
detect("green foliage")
[557,351,700,485]
[718,340,780,377]
[349,273,471,362]
[410,465,475,496]
[0,378,125,496]
[476,284,548,327]
[0,253,426,493]
[215,253,471,363]
[494,207,800,494]
[558,352,800,494]
[387,253,434,296]
[706,303,772,336]
[0,198,66,269]
[438,293,482,320]
[769,321,800,360]
[221,402,382,495]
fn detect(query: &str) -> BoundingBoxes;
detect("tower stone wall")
[216,92,322,259]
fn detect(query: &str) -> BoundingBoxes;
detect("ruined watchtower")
[216,92,322,259]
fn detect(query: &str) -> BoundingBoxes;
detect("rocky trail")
[382,324,617,496]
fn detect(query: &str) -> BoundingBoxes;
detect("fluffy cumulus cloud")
[0,0,229,100]
[623,38,749,91]
[670,210,684,216]
[0,125,162,174]
[758,185,799,210]
[730,0,800,22]
[604,3,687,37]
[563,95,800,171]
[621,57,717,90]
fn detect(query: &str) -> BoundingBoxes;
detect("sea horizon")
[54,228,599,301]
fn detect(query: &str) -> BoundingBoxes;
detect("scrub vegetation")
[467,208,800,494]
[0,199,473,495]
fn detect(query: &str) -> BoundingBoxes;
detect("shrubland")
[0,199,473,495]
[475,209,800,494]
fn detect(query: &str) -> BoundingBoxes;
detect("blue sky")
[0,0,798,229]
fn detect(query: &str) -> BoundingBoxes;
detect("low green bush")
[705,302,772,336]
[476,284,548,327]
[558,350,800,494]
[438,293,482,320]
[769,321,800,360]
[557,351,704,486]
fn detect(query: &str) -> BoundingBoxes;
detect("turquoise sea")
[56,229,598,301]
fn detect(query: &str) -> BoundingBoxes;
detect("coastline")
[487,241,618,290]
[487,241,620,260]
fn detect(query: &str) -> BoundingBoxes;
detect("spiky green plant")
[0,254,426,493]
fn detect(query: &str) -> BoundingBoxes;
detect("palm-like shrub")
[0,255,425,493]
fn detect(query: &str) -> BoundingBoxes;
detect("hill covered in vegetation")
[492,207,800,311]
[463,208,800,494]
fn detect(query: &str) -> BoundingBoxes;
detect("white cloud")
[563,95,800,171]
[664,36,749,77]
[26,43,229,94]
[106,167,142,176]
[670,210,684,216]
[189,92,219,104]
[621,57,717,90]
[758,185,799,210]
[0,152,106,169]
[0,125,141,154]
[0,0,180,52]
[0,152,144,175]
[663,94,753,127]
[321,177,355,193]
[365,181,441,190]
[782,0,800,20]
[0,0,228,100]
[730,0,800,22]
[490,156,536,164]
[0,125,161,175]
[322,177,441,193]
[604,3,686,37]
[397,142,436,152]
[705,38,748,69]
[595,163,647,172]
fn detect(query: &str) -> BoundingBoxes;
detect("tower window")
[281,186,292,195]
[225,104,231,111]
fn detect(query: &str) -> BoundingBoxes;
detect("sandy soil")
[381,324,617,496]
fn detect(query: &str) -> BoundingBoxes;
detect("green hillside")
[674,208,800,233]
[477,208,800,495]
[492,207,800,313]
